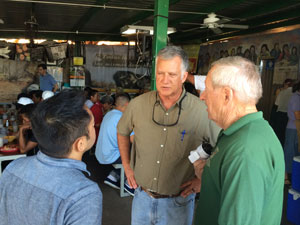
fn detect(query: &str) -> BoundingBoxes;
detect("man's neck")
[67,151,83,161]
[222,104,257,130]
[158,89,183,110]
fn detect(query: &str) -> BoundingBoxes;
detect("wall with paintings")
[196,29,300,84]
[182,44,201,73]
[195,28,300,120]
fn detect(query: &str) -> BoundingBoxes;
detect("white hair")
[156,46,189,79]
[210,56,262,104]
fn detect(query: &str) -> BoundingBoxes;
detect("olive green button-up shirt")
[117,89,220,195]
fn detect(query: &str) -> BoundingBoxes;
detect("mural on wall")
[85,45,151,89]
[0,58,38,102]
[182,44,201,73]
[196,29,300,84]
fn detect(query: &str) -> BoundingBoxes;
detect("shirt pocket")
[167,128,193,160]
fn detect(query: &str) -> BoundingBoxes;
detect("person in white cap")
[42,91,54,100]
[17,97,34,106]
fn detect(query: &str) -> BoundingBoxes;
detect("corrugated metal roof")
[0,0,300,43]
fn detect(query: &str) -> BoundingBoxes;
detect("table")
[0,153,26,176]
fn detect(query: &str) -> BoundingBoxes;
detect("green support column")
[151,0,169,90]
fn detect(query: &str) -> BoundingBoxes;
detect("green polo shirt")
[195,112,285,225]
[117,89,220,195]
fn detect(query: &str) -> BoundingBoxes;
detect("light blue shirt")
[95,109,123,164]
[0,151,102,225]
[40,73,57,91]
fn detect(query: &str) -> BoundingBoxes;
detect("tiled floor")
[83,153,295,225]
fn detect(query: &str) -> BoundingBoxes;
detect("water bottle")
[188,139,213,163]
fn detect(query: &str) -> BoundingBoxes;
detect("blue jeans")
[284,128,299,173]
[131,187,195,225]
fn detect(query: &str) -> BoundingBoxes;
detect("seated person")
[95,94,134,195]
[42,90,54,100]
[15,95,34,112]
[18,104,38,156]
[29,90,43,104]
[90,89,103,143]
[0,90,102,225]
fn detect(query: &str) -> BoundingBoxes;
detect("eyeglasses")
[152,92,186,127]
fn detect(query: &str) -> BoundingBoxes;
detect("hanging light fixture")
[120,25,176,35]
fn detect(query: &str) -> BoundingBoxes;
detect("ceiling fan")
[181,13,249,34]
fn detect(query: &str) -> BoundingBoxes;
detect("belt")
[141,187,180,199]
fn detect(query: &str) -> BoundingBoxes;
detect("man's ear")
[72,136,87,153]
[181,72,188,83]
[223,87,234,104]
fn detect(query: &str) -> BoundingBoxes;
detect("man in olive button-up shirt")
[117,46,220,225]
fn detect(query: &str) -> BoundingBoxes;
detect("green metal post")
[151,0,169,90]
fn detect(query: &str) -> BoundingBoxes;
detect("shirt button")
[157,161,160,164]
[154,178,157,181]
[160,144,164,147]
[163,128,166,131]
[166,113,169,116]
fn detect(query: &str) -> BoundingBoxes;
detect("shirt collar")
[223,111,263,136]
[155,87,187,108]
[36,151,90,175]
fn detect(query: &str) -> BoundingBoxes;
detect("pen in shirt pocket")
[181,130,186,141]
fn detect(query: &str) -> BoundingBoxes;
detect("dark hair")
[261,44,269,52]
[17,92,29,100]
[29,90,43,99]
[89,89,98,99]
[31,90,91,158]
[34,90,43,98]
[19,104,36,119]
[84,86,92,99]
[38,63,47,70]
[84,86,92,92]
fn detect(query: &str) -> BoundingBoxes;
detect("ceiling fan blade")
[211,27,222,34]
[216,18,231,24]
[220,24,249,29]
[181,22,204,26]
[182,26,205,32]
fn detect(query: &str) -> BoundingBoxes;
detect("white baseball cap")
[42,91,54,100]
[17,97,34,105]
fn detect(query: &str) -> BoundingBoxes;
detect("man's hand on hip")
[180,177,201,198]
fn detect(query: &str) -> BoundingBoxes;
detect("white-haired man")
[194,56,285,225]
[117,46,220,225]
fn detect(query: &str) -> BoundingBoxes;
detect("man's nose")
[161,74,169,83]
